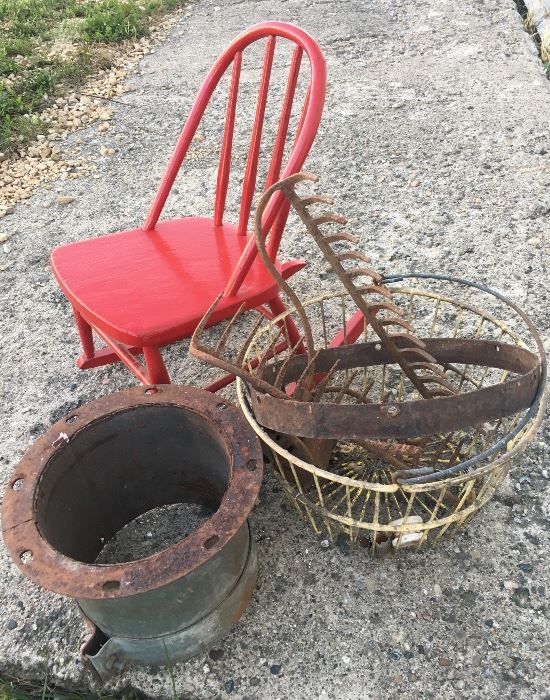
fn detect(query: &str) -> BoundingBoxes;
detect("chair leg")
[143,346,171,384]
[72,305,95,362]
[72,306,144,371]
[71,309,168,383]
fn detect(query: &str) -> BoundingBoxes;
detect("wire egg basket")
[237,274,546,554]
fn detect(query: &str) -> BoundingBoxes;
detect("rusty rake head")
[190,173,544,485]
[190,171,454,404]
[270,172,457,399]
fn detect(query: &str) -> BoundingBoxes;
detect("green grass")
[0,0,188,152]
[0,671,140,700]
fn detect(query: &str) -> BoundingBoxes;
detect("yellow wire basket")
[237,274,546,554]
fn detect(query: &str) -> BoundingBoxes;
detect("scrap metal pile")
[1,174,546,679]
[191,172,546,552]
[2,16,546,682]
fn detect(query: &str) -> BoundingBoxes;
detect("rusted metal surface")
[2,385,263,678]
[237,374,547,552]
[190,173,540,422]
[2,384,262,598]
[190,173,545,483]
[268,172,459,399]
[248,338,541,439]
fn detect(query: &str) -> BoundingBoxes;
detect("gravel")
[1,0,549,698]
[95,503,211,565]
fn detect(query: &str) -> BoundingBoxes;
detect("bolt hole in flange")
[66,415,78,424]
[102,580,120,592]
[203,535,220,549]
[2,386,263,679]
[144,386,159,395]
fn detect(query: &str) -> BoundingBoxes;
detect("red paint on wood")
[50,22,326,386]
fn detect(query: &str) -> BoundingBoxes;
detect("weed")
[523,5,538,34]
[0,671,139,699]
[39,655,48,700]
[80,1,148,43]
[0,0,188,152]
[4,37,34,57]
[0,54,19,77]
[162,640,179,700]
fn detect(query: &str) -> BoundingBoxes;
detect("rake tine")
[378,318,416,332]
[312,214,348,226]
[356,284,393,298]
[321,384,371,403]
[323,232,360,245]
[333,369,361,405]
[335,251,373,264]
[345,267,384,283]
[397,347,441,363]
[312,359,342,402]
[359,379,375,402]
[390,334,427,349]
[294,349,322,397]
[254,328,286,377]
[189,292,224,354]
[235,312,266,366]
[408,361,450,377]
[283,171,319,186]
[416,374,457,392]
[428,388,456,398]
[274,337,305,390]
[367,301,404,317]
[215,302,247,354]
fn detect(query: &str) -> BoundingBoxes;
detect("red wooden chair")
[50,22,326,388]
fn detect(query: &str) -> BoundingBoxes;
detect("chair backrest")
[142,21,326,297]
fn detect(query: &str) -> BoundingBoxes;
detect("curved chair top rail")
[142,21,327,297]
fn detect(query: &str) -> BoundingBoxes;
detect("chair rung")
[77,345,143,370]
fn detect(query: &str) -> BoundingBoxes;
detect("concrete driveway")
[1,0,549,698]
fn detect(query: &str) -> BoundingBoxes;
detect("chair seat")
[51,217,286,346]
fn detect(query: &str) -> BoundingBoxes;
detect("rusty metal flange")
[1,384,263,678]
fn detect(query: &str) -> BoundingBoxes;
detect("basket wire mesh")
[237,275,546,553]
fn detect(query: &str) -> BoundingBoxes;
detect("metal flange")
[2,384,263,678]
